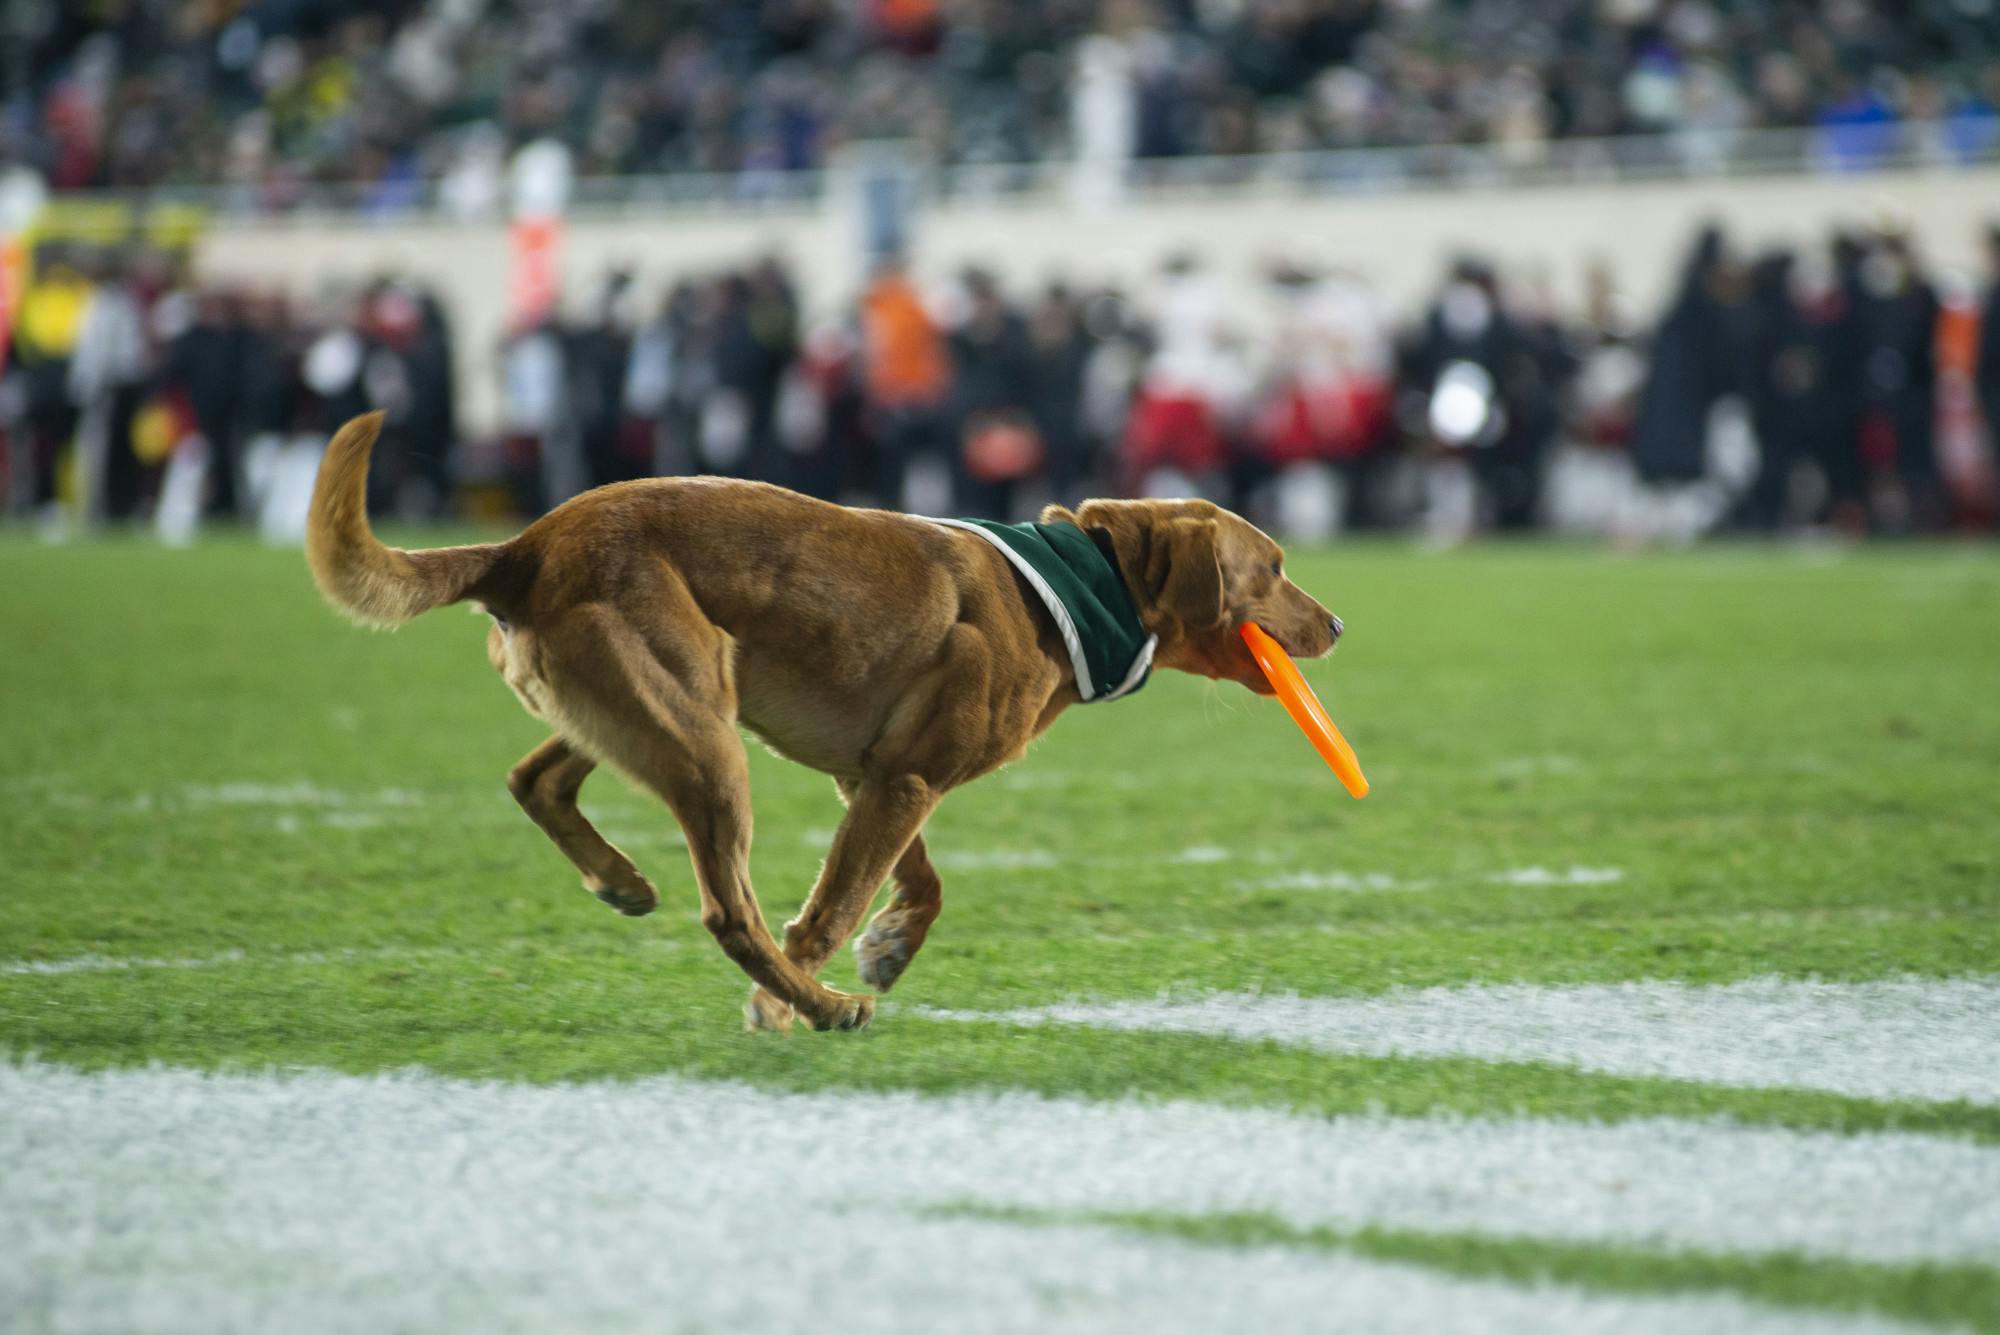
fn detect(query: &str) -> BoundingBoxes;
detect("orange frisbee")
[1240,622,1368,799]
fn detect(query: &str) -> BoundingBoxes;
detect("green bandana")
[930,518,1156,703]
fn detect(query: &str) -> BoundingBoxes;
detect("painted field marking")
[1487,866,1625,886]
[933,848,1062,871]
[929,976,2000,1106]
[0,1061,1968,1334]
[176,782,427,809]
[1238,866,1623,892]
[0,938,685,979]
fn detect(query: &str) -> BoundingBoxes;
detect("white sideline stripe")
[0,1063,1965,1335]
[929,976,2000,1106]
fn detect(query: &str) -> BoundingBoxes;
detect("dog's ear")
[1146,516,1225,629]
[1073,501,1226,631]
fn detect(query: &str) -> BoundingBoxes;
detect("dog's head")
[1046,499,1341,695]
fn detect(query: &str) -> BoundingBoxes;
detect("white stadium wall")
[193,165,2000,436]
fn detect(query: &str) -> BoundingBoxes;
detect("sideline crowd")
[5,220,2000,544]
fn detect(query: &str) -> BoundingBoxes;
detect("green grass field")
[3,531,1997,1332]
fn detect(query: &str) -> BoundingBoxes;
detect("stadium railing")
[42,119,2000,225]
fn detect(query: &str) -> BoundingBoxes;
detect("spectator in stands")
[164,287,247,518]
[859,256,952,511]
[1740,249,1808,531]
[499,311,573,513]
[408,288,460,508]
[714,257,801,484]
[568,272,640,490]
[28,0,1997,206]
[68,250,152,520]
[1789,234,1873,531]
[1250,259,1395,539]
[1404,257,1531,544]
[1625,226,1752,540]
[1124,251,1240,498]
[948,266,1035,518]
[1024,282,1095,504]
[7,249,90,524]
[620,284,692,479]
[1857,230,1944,531]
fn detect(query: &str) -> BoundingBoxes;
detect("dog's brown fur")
[306,411,1340,1031]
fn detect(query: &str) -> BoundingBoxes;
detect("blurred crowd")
[6,220,2000,543]
[8,0,2000,202]
[1,250,455,539]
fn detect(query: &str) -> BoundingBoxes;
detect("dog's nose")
[1329,614,1344,642]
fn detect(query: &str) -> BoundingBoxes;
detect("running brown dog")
[306,411,1341,1032]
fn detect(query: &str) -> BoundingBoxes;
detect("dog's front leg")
[746,774,937,1032]
[853,832,942,994]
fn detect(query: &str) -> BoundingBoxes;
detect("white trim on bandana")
[927,518,1155,703]
[1100,633,1156,701]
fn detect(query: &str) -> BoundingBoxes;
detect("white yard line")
[0,946,467,978]
[0,939,685,978]
[0,1061,1966,1335]
[1485,865,1626,886]
[929,976,2000,1105]
[932,848,1063,871]
[1244,869,1417,891]
[175,782,427,809]
[1236,865,1623,892]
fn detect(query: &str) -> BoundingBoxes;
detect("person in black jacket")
[1857,231,1942,532]
[1976,226,2000,527]
[1025,282,1093,505]
[568,272,636,490]
[1630,227,1748,489]
[948,267,1035,519]
[165,287,246,517]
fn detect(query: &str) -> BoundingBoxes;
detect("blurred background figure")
[1249,258,1394,542]
[861,256,952,513]
[1406,258,1520,547]
[1622,227,1754,545]
[1981,227,2000,519]
[949,266,1036,519]
[1123,252,1241,502]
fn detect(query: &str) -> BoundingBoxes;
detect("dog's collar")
[928,518,1156,703]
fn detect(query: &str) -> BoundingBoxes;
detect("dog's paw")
[587,872,659,917]
[743,987,795,1033]
[854,922,913,993]
[806,991,875,1032]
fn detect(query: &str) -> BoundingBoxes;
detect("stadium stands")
[9,0,1999,199]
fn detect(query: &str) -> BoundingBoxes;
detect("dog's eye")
[1269,561,1283,578]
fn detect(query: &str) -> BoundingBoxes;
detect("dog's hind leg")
[506,735,659,916]
[852,830,943,994]
[545,608,873,1033]
[747,775,937,1028]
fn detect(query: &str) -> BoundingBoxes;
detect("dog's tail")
[306,411,503,627]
